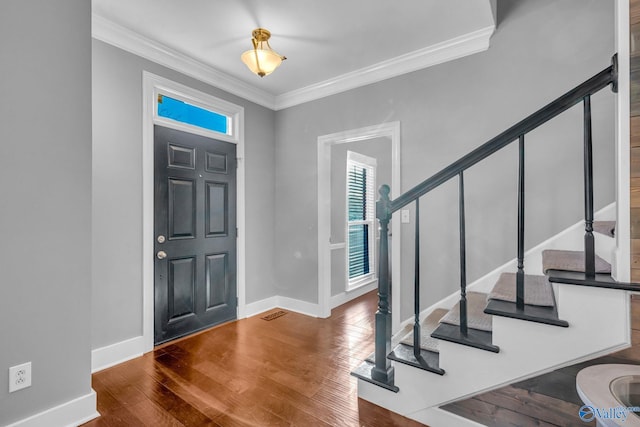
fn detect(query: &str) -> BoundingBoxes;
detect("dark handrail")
[364,55,617,391]
[389,57,617,213]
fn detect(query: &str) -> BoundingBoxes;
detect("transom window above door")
[156,94,231,136]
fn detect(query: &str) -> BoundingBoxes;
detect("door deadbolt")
[156,250,167,260]
[157,235,166,243]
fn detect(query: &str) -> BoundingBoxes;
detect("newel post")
[372,185,394,385]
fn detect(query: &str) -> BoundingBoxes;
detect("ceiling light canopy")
[241,28,286,78]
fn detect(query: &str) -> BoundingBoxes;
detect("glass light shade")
[241,48,283,77]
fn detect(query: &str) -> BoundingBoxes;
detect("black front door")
[154,125,237,344]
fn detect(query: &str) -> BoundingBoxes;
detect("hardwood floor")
[82,291,424,427]
[441,295,640,427]
[85,291,640,427]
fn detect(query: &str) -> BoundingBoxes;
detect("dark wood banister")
[362,54,618,391]
[389,56,617,214]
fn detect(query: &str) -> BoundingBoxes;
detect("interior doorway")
[317,122,401,330]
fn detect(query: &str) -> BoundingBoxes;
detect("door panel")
[206,151,228,173]
[168,178,196,239]
[168,144,196,169]
[168,257,196,321]
[154,125,237,344]
[205,182,228,236]
[205,253,228,309]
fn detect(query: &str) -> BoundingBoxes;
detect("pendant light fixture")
[241,28,286,77]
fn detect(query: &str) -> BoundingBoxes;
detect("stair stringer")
[358,286,629,421]
[357,202,628,424]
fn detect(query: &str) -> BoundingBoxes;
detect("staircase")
[351,55,637,426]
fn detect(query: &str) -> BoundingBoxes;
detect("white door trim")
[142,71,246,352]
[317,121,401,330]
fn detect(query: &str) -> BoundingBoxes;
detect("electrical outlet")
[9,362,31,393]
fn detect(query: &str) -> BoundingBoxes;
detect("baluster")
[459,171,468,336]
[413,198,421,359]
[583,95,595,278]
[516,135,525,310]
[372,184,394,385]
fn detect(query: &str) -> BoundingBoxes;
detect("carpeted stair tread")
[399,308,448,353]
[593,220,615,237]
[440,292,493,332]
[542,249,611,274]
[488,273,555,307]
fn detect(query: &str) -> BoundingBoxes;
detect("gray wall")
[274,0,615,318]
[92,40,277,349]
[330,138,392,297]
[0,0,93,424]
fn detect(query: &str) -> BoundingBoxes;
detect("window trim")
[345,151,377,291]
[156,94,230,135]
[151,81,241,144]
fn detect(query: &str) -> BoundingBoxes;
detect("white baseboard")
[91,335,145,373]
[5,390,99,427]
[245,295,320,318]
[246,285,377,319]
[244,296,279,317]
[331,282,378,309]
[275,296,320,317]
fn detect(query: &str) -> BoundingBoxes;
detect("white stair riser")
[358,203,625,421]
[359,280,629,417]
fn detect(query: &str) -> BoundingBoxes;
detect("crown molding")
[274,25,494,110]
[91,14,277,110]
[92,14,493,112]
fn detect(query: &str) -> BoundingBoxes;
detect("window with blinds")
[346,151,377,289]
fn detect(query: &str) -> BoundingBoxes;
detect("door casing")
[142,71,245,352]
[317,122,401,329]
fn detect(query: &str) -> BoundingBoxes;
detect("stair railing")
[369,55,618,389]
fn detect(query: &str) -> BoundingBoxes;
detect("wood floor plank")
[632,295,640,329]
[441,397,558,427]
[90,377,151,427]
[83,291,426,427]
[612,330,640,361]
[474,386,593,426]
[85,291,640,427]
[511,369,583,406]
[357,399,426,427]
[152,353,290,426]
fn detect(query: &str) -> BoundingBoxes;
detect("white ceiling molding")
[92,14,494,112]
[91,14,277,110]
[274,25,495,110]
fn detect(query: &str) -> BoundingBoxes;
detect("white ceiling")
[92,0,496,109]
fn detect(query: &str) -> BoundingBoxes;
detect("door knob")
[156,251,167,260]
